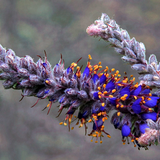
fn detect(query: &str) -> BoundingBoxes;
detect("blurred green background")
[0,0,160,160]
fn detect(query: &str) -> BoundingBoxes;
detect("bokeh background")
[0,0,160,160]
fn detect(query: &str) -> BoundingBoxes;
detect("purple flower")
[139,123,149,134]
[131,85,141,96]
[105,80,115,92]
[121,124,131,137]
[131,98,142,114]
[120,87,130,99]
[145,97,159,108]
[141,112,157,121]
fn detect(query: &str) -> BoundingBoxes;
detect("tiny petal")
[121,124,130,137]
[105,80,115,91]
[66,67,72,75]
[93,118,104,130]
[139,123,149,134]
[109,97,117,106]
[83,66,90,77]
[100,74,106,85]
[119,87,130,99]
[145,97,159,108]
[93,91,100,100]
[131,98,142,114]
[141,89,150,94]
[92,74,99,83]
[141,112,157,121]
[131,85,141,96]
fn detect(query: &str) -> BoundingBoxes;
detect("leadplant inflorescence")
[0,13,160,150]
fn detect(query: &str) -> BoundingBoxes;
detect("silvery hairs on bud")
[86,13,160,95]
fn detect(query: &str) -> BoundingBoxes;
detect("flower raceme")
[0,45,159,150]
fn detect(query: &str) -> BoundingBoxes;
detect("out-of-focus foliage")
[0,0,160,160]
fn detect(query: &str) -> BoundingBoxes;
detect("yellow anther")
[80,123,83,127]
[98,132,102,137]
[59,122,63,125]
[100,140,103,144]
[112,89,116,93]
[135,138,139,141]
[117,112,121,116]
[123,142,126,145]
[109,95,113,98]
[93,134,97,137]
[116,104,119,108]
[149,93,152,96]
[91,140,93,142]
[134,144,136,147]
[141,96,144,101]
[98,62,101,65]
[101,125,105,129]
[130,75,133,77]
[95,141,98,143]
[148,98,151,100]
[121,105,124,108]
[111,68,115,72]
[101,103,105,107]
[98,95,102,99]
[134,96,137,100]
[45,80,50,84]
[107,135,111,138]
[134,83,139,88]
[69,118,72,123]
[98,92,102,95]
[148,108,153,111]
[93,115,97,120]
[106,73,109,77]
[88,64,92,69]
[115,70,119,74]
[88,54,92,60]
[132,77,135,81]
[118,74,121,77]
[94,71,97,74]
[71,62,77,68]
[102,117,105,122]
[88,119,92,123]
[98,112,102,116]
[71,127,74,130]
[97,87,101,90]
[47,101,51,108]
[105,66,109,70]
[99,66,102,69]
[103,91,108,94]
[77,66,80,70]
[94,65,99,70]
[64,122,67,126]
[102,111,107,116]
[103,84,106,88]
[142,101,145,104]
[131,139,134,142]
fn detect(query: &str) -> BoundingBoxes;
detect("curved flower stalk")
[0,44,160,150]
[86,13,160,95]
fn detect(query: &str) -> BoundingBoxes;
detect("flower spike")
[0,13,160,150]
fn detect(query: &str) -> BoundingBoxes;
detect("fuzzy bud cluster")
[86,13,160,95]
